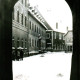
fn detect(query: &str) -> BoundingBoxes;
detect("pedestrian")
[12,50,15,60]
[15,48,18,60]
[20,50,24,60]
[17,50,20,61]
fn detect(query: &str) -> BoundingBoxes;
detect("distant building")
[64,30,73,52]
[46,30,65,51]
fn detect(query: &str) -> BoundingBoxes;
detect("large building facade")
[12,0,48,56]
[46,30,65,51]
[28,6,47,54]
[12,0,29,56]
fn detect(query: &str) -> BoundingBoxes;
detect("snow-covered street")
[12,51,72,80]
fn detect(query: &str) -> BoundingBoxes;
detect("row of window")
[29,21,45,36]
[54,44,64,50]
[29,38,38,47]
[12,11,27,27]
[12,37,27,48]
[29,37,45,48]
[12,37,45,48]
[17,11,27,27]
[47,32,64,40]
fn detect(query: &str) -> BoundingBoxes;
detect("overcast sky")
[29,0,72,33]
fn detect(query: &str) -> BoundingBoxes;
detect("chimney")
[67,26,68,32]
[56,22,58,29]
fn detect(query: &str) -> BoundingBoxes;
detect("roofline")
[46,30,53,31]
[46,30,65,34]
[64,30,73,37]
[28,10,48,30]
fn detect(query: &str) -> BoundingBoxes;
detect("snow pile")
[12,52,72,80]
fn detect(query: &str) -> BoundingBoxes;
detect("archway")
[0,0,80,80]
[65,0,80,80]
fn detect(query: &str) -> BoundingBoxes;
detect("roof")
[46,30,65,34]
[64,30,73,37]
[28,10,48,30]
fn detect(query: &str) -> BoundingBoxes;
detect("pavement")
[12,51,72,80]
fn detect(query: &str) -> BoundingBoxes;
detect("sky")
[29,0,72,33]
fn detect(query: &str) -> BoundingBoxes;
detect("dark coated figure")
[20,50,24,60]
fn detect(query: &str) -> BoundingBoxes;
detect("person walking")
[12,50,15,60]
[17,50,20,61]
[15,48,18,60]
[20,50,24,60]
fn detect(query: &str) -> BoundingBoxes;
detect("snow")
[12,51,72,80]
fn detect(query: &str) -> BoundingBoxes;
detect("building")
[28,5,48,54]
[46,30,65,51]
[12,0,29,56]
[64,30,73,52]
[12,0,48,56]
[46,22,65,51]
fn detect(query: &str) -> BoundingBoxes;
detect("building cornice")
[28,9,48,30]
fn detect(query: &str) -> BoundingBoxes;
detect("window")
[32,23,34,31]
[61,34,64,40]
[35,25,36,32]
[42,31,43,36]
[55,32,56,39]
[32,39,34,47]
[59,33,61,39]
[47,33,50,38]
[12,37,15,47]
[21,38,23,47]
[21,14,23,25]
[25,16,27,26]
[29,21,31,30]
[39,28,40,34]
[29,38,31,47]
[35,39,36,47]
[17,11,19,22]
[37,27,38,33]
[17,38,19,47]
[36,40,37,47]
[25,39,27,48]
[37,40,38,47]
